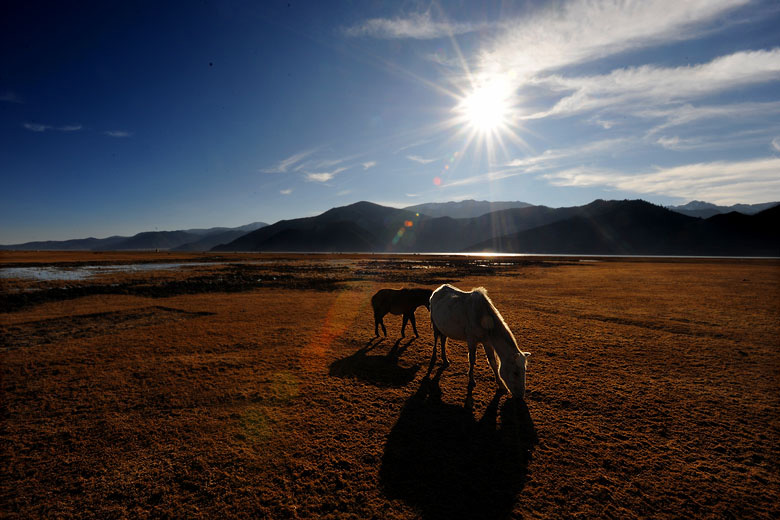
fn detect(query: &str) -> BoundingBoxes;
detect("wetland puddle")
[0,262,219,281]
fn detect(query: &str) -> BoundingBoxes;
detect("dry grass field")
[1,252,778,519]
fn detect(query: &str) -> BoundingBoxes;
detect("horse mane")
[472,287,519,351]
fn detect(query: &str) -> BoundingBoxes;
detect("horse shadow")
[328,337,420,387]
[380,370,537,520]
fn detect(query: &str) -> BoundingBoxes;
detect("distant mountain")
[0,236,128,251]
[172,230,249,251]
[212,199,778,256]
[5,200,778,256]
[467,200,780,256]
[404,199,533,219]
[212,201,580,253]
[212,201,417,252]
[667,200,779,219]
[0,222,267,251]
[182,222,267,236]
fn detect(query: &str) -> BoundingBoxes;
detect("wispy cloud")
[280,189,292,195]
[442,138,633,188]
[23,123,50,132]
[1,91,22,103]
[772,138,780,153]
[480,0,748,80]
[344,12,490,40]
[23,122,82,133]
[640,101,780,134]
[542,157,780,205]
[362,161,377,169]
[260,147,320,173]
[407,154,437,164]
[104,130,132,137]
[527,49,780,119]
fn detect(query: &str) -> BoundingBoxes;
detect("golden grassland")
[1,252,779,519]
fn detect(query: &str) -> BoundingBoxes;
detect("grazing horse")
[371,288,433,338]
[429,284,531,399]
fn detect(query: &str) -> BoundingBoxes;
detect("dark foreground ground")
[1,252,779,519]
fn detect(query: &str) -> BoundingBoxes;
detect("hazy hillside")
[667,200,779,219]
[404,200,533,219]
[173,230,256,252]
[1,222,267,251]
[0,236,127,251]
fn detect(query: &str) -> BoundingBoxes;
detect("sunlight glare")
[457,75,513,134]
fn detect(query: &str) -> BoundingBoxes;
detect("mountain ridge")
[0,222,268,251]
[3,199,778,256]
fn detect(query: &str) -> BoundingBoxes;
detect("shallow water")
[0,262,217,281]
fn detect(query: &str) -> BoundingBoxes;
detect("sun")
[456,75,514,135]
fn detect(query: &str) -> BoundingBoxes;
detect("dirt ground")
[1,252,778,519]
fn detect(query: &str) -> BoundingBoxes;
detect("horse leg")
[401,314,408,338]
[484,344,508,395]
[467,341,478,389]
[428,330,439,373]
[374,311,380,337]
[376,311,387,337]
[410,312,419,337]
[440,336,450,367]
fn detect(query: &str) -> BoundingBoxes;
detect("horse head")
[502,351,531,399]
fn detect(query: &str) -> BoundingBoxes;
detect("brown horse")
[371,288,433,338]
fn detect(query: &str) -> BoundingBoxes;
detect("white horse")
[429,284,531,399]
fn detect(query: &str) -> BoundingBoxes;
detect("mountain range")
[0,222,267,252]
[403,200,533,219]
[212,199,779,256]
[665,200,779,219]
[3,200,778,256]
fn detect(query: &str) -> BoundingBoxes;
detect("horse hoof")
[442,360,450,368]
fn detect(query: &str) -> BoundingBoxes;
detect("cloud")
[305,167,347,183]
[542,157,780,204]
[306,172,335,182]
[640,101,780,134]
[480,0,747,80]
[23,123,51,132]
[442,137,633,188]
[261,147,319,173]
[773,138,780,153]
[528,49,780,119]
[344,12,490,39]
[1,91,22,103]
[23,122,83,132]
[280,189,292,195]
[337,190,352,196]
[104,130,131,137]
[362,161,377,169]
[407,154,437,164]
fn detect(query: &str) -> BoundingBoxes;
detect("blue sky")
[2,0,780,243]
